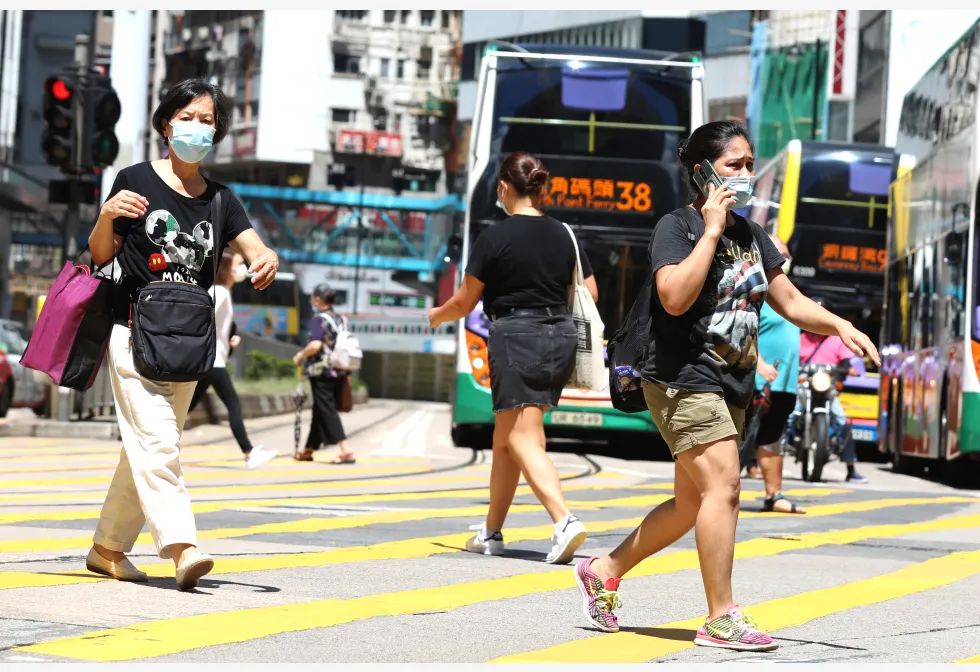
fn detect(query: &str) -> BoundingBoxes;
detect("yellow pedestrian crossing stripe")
[14,516,980,661]
[0,480,669,526]
[493,550,980,663]
[0,491,955,557]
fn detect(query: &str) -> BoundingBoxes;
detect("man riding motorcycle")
[788,298,869,484]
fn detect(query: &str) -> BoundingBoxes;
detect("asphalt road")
[0,399,978,664]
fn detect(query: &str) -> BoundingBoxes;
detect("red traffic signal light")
[47,77,72,101]
[42,74,76,170]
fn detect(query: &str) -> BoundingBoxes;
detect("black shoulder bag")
[129,189,224,382]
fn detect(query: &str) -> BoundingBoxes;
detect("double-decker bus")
[451,44,705,448]
[879,21,980,481]
[750,140,911,448]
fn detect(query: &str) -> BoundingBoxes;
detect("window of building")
[397,59,406,79]
[418,46,432,79]
[332,108,355,124]
[380,58,390,78]
[420,10,435,27]
[334,53,361,75]
[441,10,450,29]
[336,10,367,21]
[383,10,396,23]
[400,10,410,24]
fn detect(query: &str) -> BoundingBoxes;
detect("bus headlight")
[811,369,832,393]
[465,330,491,388]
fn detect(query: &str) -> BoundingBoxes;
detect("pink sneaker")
[573,556,622,633]
[694,605,777,652]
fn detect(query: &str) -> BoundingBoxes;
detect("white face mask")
[232,263,249,283]
[496,184,511,216]
[724,176,755,208]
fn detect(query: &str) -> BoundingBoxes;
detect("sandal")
[762,492,805,514]
[328,453,356,464]
[293,449,314,462]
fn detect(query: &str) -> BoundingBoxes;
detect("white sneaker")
[545,514,587,564]
[245,445,279,469]
[465,523,505,556]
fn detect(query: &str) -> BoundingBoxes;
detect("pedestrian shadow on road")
[617,626,698,642]
[32,572,281,595]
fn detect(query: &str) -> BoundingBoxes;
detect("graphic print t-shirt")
[107,162,252,324]
[641,206,784,408]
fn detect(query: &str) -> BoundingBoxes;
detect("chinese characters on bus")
[818,243,886,273]
[541,176,653,213]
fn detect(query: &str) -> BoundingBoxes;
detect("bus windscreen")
[469,59,693,230]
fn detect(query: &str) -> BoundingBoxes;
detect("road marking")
[0,462,463,489]
[0,469,590,503]
[0,478,661,526]
[371,410,429,456]
[494,549,980,663]
[14,516,980,661]
[0,487,875,555]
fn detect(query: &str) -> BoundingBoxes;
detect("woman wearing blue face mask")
[429,151,599,565]
[85,78,280,591]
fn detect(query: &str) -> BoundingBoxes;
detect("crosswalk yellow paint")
[494,550,980,662]
[0,462,478,489]
[0,468,595,503]
[14,516,980,661]
[0,489,929,556]
[0,479,673,526]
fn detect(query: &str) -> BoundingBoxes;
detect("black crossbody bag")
[129,189,224,382]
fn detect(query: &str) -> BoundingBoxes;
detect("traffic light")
[42,74,76,170]
[84,75,121,168]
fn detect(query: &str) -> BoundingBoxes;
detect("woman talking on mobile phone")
[571,121,879,652]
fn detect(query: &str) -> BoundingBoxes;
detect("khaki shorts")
[642,381,745,458]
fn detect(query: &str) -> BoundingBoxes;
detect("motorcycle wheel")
[810,414,830,482]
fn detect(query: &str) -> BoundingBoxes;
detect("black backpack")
[606,274,654,413]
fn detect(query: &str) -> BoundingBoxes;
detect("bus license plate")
[551,412,603,427]
[851,428,876,442]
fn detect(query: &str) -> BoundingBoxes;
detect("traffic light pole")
[62,34,91,262]
[53,34,91,423]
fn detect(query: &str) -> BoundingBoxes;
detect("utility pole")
[63,33,91,262]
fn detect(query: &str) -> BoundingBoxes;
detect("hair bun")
[527,168,549,187]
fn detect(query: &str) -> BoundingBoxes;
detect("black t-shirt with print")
[465,214,593,316]
[106,162,252,324]
[641,206,785,408]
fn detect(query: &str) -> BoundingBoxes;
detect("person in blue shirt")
[750,234,805,513]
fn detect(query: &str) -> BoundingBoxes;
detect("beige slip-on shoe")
[175,549,214,591]
[85,547,148,582]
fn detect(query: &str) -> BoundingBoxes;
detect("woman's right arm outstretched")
[88,189,148,266]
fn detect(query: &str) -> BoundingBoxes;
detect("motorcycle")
[785,360,850,482]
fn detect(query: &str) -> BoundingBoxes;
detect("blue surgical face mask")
[724,176,755,208]
[169,120,215,163]
[496,185,511,216]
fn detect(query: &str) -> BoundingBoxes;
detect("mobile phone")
[692,161,725,197]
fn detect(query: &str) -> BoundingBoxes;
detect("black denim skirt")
[487,313,577,412]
